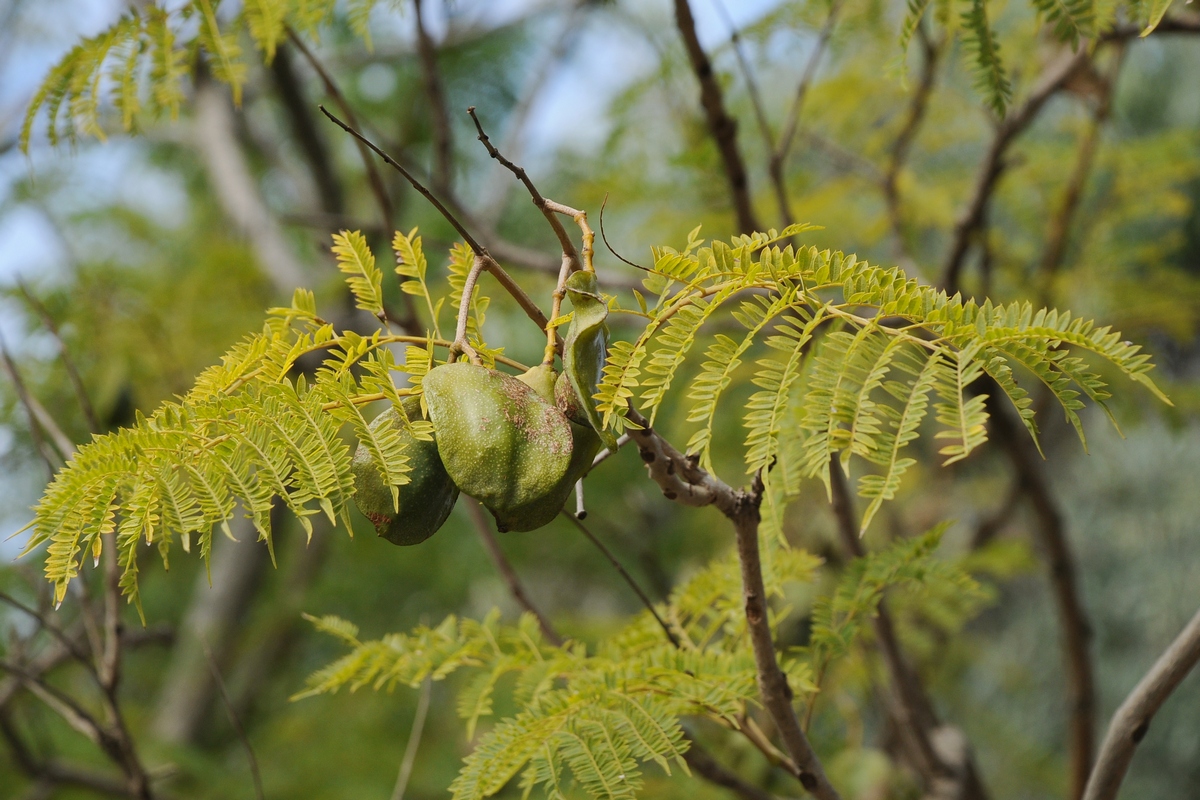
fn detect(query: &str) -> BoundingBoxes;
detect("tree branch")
[828,467,989,798]
[984,391,1095,800]
[200,637,264,800]
[1038,48,1124,303]
[269,44,345,216]
[683,737,778,800]
[464,497,563,646]
[285,27,393,229]
[467,107,581,270]
[939,47,1092,293]
[673,0,762,234]
[732,476,841,799]
[1082,605,1200,800]
[883,24,941,268]
[318,106,553,335]
[16,280,99,434]
[0,334,71,469]
[475,0,591,227]
[768,0,842,230]
[413,0,454,196]
[563,514,679,647]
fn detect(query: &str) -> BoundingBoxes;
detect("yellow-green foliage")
[22,227,1167,615]
[296,522,981,800]
[295,536,825,800]
[22,0,1174,155]
[20,0,376,149]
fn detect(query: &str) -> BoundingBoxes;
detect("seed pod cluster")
[351,270,613,543]
[352,362,600,541]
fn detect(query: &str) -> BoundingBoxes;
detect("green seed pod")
[562,270,618,451]
[516,363,558,403]
[554,370,586,424]
[351,397,458,546]
[424,362,575,531]
[489,417,601,533]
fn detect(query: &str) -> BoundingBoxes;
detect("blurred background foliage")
[0,0,1198,798]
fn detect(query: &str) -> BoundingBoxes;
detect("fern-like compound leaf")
[332,230,386,319]
[960,0,1012,116]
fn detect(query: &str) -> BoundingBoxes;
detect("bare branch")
[563,513,679,647]
[682,736,778,800]
[450,254,486,365]
[731,476,841,799]
[710,0,773,157]
[0,592,93,671]
[883,24,941,267]
[16,281,99,434]
[589,432,631,471]
[1038,48,1124,303]
[390,677,431,800]
[673,0,762,234]
[1102,9,1200,39]
[269,45,345,215]
[0,659,107,747]
[769,0,843,229]
[475,0,592,226]
[0,334,72,468]
[984,391,1094,799]
[1083,605,1200,800]
[0,711,130,798]
[200,637,264,800]
[413,0,454,196]
[827,466,990,798]
[940,47,1091,293]
[464,497,563,646]
[318,106,554,336]
[286,27,393,230]
[193,72,307,294]
[467,107,580,268]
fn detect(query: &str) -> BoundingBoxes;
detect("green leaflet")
[564,270,618,451]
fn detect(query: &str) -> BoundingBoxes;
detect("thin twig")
[476,0,592,226]
[200,637,264,800]
[270,45,345,215]
[563,514,680,647]
[16,281,99,433]
[450,254,486,364]
[0,710,130,798]
[1083,605,1200,800]
[599,195,650,272]
[391,677,432,800]
[827,467,991,798]
[465,106,583,272]
[0,335,68,471]
[1038,47,1124,304]
[673,0,762,234]
[882,23,941,267]
[710,0,773,156]
[0,592,93,672]
[940,47,1092,293]
[768,0,843,230]
[683,736,778,800]
[465,498,563,646]
[319,106,553,335]
[0,659,107,747]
